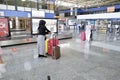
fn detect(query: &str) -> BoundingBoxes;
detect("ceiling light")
[22,0,26,1]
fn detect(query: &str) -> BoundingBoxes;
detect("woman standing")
[37,20,51,58]
[85,21,91,41]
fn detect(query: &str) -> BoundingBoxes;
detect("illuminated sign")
[32,11,45,17]
[107,6,115,12]
[0,18,9,37]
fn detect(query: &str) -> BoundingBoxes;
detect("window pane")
[0,0,4,4]
[31,0,37,8]
[6,0,14,5]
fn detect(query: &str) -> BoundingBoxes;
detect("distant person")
[114,24,120,40]
[81,24,85,31]
[74,23,77,30]
[77,23,82,31]
[37,20,51,58]
[63,23,66,30]
[85,22,91,41]
[90,25,94,40]
[107,23,112,33]
[115,24,119,34]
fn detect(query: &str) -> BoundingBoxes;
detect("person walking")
[90,25,94,40]
[85,21,91,41]
[37,20,51,58]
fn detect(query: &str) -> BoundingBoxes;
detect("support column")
[70,7,73,16]
[14,0,18,11]
[74,8,77,17]
[37,0,39,10]
[15,17,19,30]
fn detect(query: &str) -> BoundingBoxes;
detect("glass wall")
[0,0,55,10]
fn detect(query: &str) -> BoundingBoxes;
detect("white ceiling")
[55,0,120,9]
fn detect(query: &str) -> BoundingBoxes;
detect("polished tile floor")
[0,30,120,80]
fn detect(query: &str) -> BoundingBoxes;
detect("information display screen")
[32,18,58,34]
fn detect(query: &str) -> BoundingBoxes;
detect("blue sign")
[45,13,55,18]
[0,10,31,18]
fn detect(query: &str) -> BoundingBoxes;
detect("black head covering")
[39,20,46,26]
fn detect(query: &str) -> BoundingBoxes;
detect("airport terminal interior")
[0,0,120,80]
[0,29,120,80]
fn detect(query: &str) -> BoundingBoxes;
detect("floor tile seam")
[11,52,34,57]
[63,47,109,63]
[26,64,78,77]
[3,68,26,76]
[92,41,120,48]
[3,60,51,76]
[94,66,120,74]
[90,47,120,58]
[12,52,34,57]
[2,45,36,49]
[65,47,84,54]
[4,58,54,69]
[68,46,107,58]
[3,56,73,71]
[2,47,35,53]
[2,69,32,78]
[1,50,35,58]
[70,48,89,54]
[3,58,35,67]
[89,46,116,55]
[3,53,41,62]
[98,64,120,72]
[88,50,108,58]
[68,42,85,48]
[1,44,37,49]
[81,65,100,73]
[2,50,35,58]
[60,42,110,58]
[48,67,79,77]
[69,65,100,78]
[102,39,120,43]
[1,54,35,62]
[77,69,115,80]
[91,41,120,52]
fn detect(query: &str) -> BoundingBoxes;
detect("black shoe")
[38,54,44,58]
[38,54,47,58]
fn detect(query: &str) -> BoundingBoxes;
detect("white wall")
[77,12,120,19]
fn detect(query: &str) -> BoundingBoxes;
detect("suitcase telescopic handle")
[52,33,57,38]
[52,33,57,46]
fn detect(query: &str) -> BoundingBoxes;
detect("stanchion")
[47,75,51,80]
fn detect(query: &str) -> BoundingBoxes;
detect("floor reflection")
[0,62,6,78]
[24,61,32,71]
[0,47,6,78]
[83,41,92,60]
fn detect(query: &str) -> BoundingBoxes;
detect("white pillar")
[74,8,77,16]
[70,7,73,16]
[15,17,19,30]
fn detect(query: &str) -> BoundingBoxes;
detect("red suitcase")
[81,31,86,41]
[48,38,59,56]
